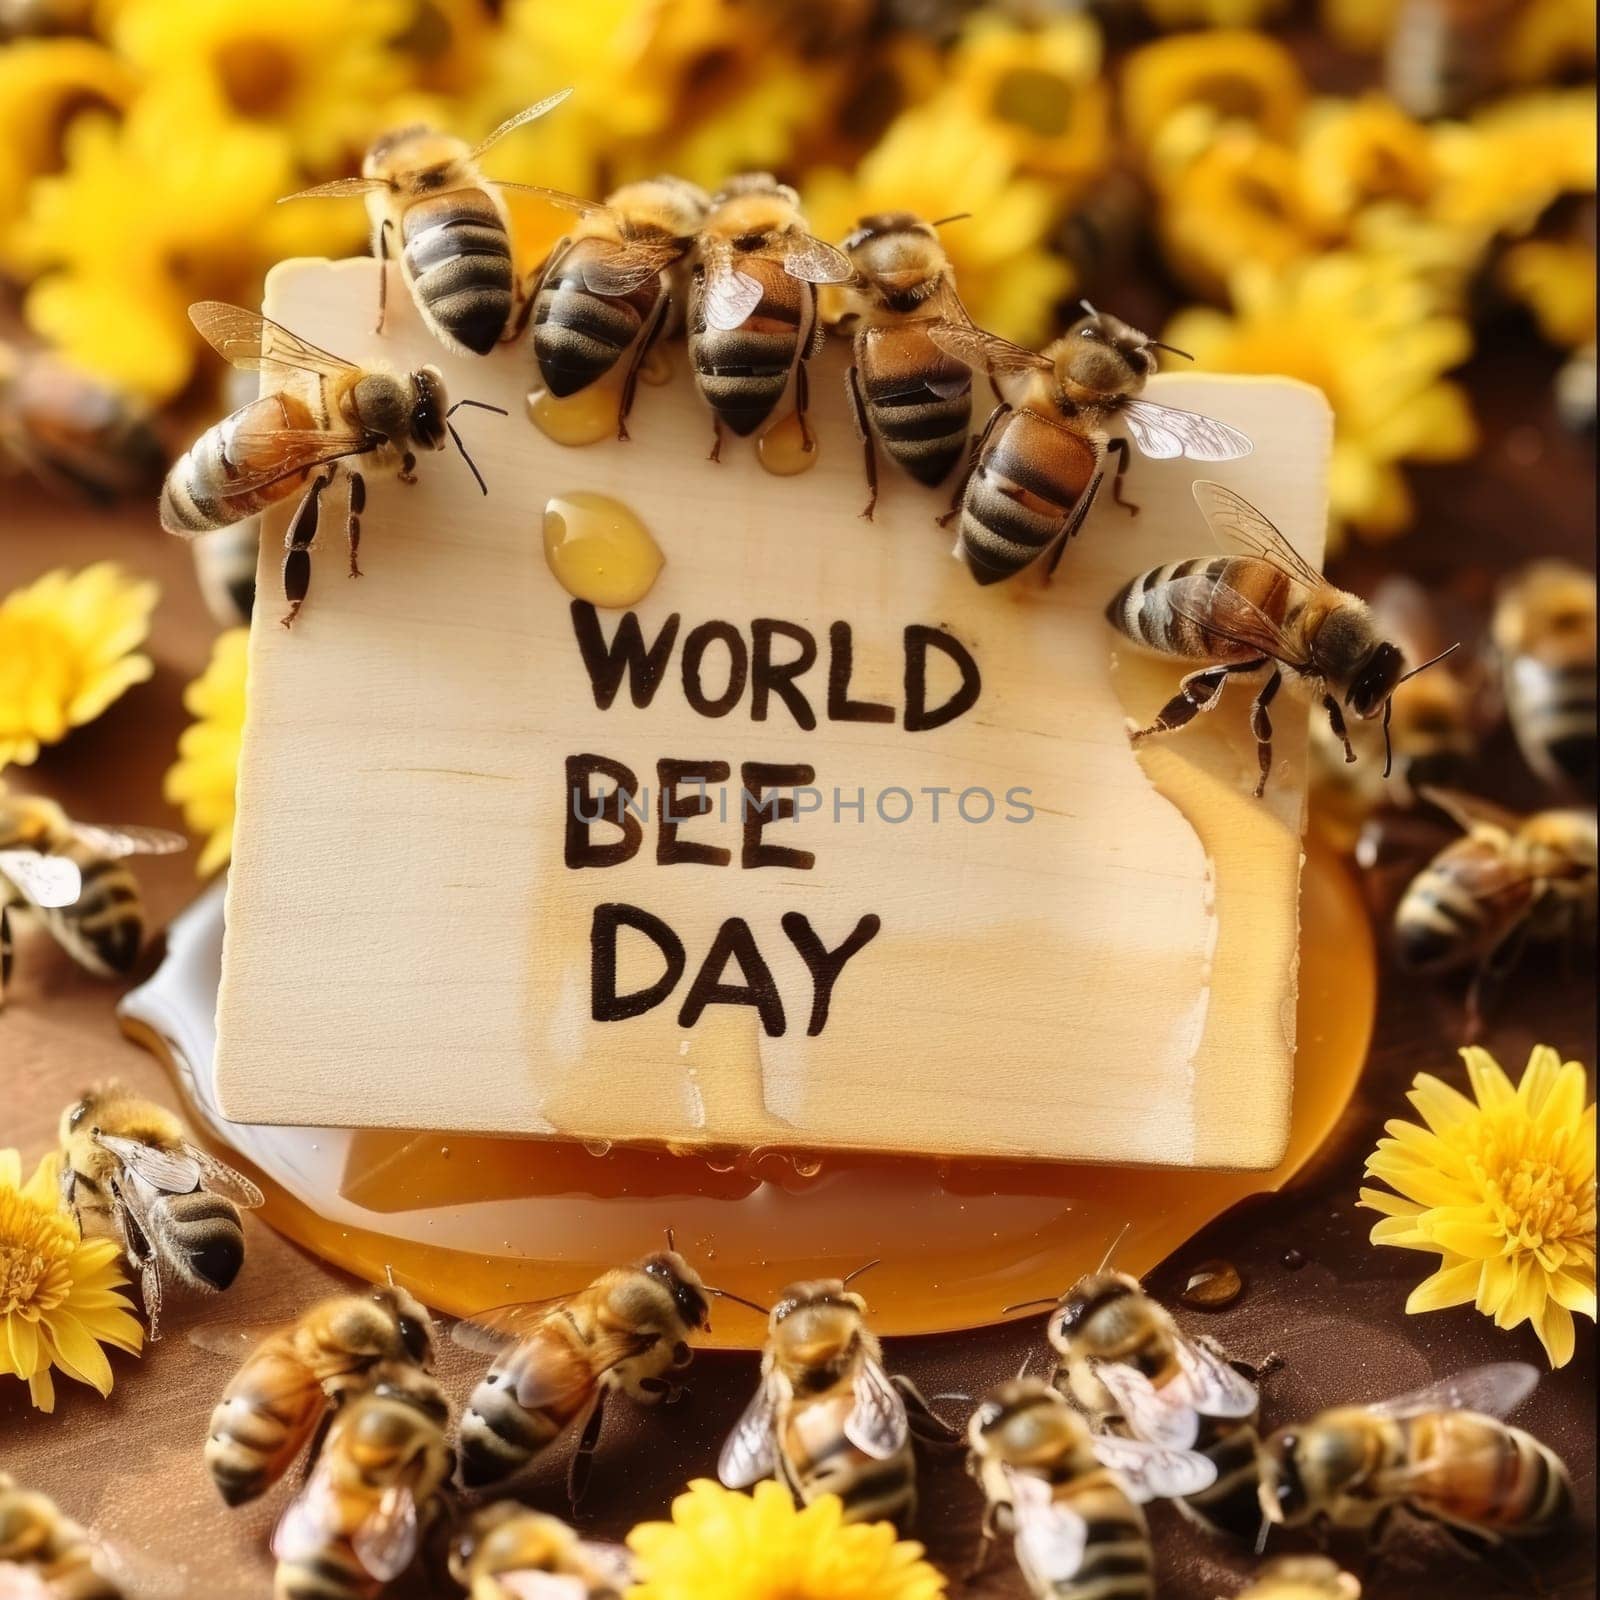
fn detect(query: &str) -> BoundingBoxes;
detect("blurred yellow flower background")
[0,0,1593,548]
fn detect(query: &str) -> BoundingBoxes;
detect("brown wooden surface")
[0,321,1593,1599]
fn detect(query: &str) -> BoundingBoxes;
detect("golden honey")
[542,491,664,607]
[156,838,1373,1348]
[757,411,819,476]
[526,383,623,447]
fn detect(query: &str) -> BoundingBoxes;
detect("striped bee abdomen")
[859,325,972,487]
[152,1190,247,1292]
[690,259,805,437]
[402,187,514,356]
[781,1392,916,1531]
[1507,658,1598,793]
[1394,840,1522,971]
[38,850,142,977]
[961,410,1098,586]
[1108,556,1295,663]
[457,1334,583,1487]
[1397,1413,1572,1535]
[160,393,320,536]
[533,241,660,397]
[1181,1415,1264,1541]
[1056,1479,1154,1600]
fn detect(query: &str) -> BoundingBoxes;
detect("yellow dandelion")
[0,1148,144,1413]
[108,0,411,173]
[1500,238,1597,349]
[942,13,1111,193]
[1166,254,1477,543]
[1361,1045,1596,1369]
[1122,30,1307,157]
[0,563,158,771]
[387,0,499,97]
[1297,94,1436,232]
[626,1480,947,1600]
[805,98,1075,348]
[165,627,249,877]
[1505,0,1596,86]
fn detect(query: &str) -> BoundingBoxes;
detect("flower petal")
[1405,1258,1482,1313]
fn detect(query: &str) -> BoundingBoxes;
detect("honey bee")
[927,304,1251,586]
[831,212,975,517]
[1229,1556,1361,1600]
[718,1269,956,1530]
[966,1377,1215,1599]
[1392,790,1596,1025]
[455,1241,754,1491]
[448,1504,634,1600]
[0,341,164,503]
[282,92,572,356]
[1491,561,1597,798]
[271,1361,452,1600]
[1020,1264,1263,1542]
[0,1474,120,1600]
[160,303,505,627]
[203,1284,436,1506]
[1108,481,1459,798]
[58,1084,264,1340]
[688,173,855,455]
[1258,1362,1571,1551]
[521,176,711,434]
[0,786,186,1007]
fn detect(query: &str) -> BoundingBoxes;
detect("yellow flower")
[1506,0,1595,86]
[0,564,158,771]
[1297,94,1436,232]
[1500,238,1598,349]
[165,627,249,877]
[1122,30,1307,157]
[626,1480,946,1600]
[1361,1046,1596,1369]
[805,98,1075,349]
[1319,0,1397,53]
[942,14,1111,193]
[1166,254,1477,542]
[108,0,411,173]
[1142,0,1288,25]
[0,1149,144,1413]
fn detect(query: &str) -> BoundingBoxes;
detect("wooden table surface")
[1,321,1593,1598]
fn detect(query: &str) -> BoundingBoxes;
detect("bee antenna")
[1381,697,1394,779]
[1097,1221,1133,1275]
[447,421,489,496]
[665,1226,676,1252]
[1394,641,1461,685]
[709,1286,771,1316]
[384,1264,396,1288]
[1000,1296,1060,1315]
[446,399,509,417]
[1078,299,1100,318]
[1254,1513,1272,1557]
[841,1258,882,1287]
[1147,339,1194,361]
[1015,1352,1032,1381]
[929,212,972,227]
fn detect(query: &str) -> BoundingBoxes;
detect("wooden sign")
[215,258,1331,1168]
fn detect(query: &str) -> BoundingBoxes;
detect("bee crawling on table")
[0,1472,123,1600]
[0,784,186,1007]
[717,1264,960,1531]
[927,302,1251,587]
[201,1282,436,1507]
[159,303,506,627]
[57,1083,264,1340]
[1108,481,1460,798]
[449,1503,634,1600]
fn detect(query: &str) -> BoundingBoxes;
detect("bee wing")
[1172,1338,1259,1420]
[0,1561,56,1599]
[470,88,574,160]
[451,1295,573,1354]
[718,1376,780,1487]
[352,1483,420,1583]
[701,244,765,332]
[496,1577,590,1600]
[272,1475,339,1562]
[188,303,359,380]
[489,182,605,215]
[1005,1467,1089,1585]
[1120,400,1253,463]
[1088,1432,1218,1503]
[926,321,1051,378]
[581,241,685,296]
[93,1131,202,1194]
[1190,480,1323,587]
[1367,1361,1540,1421]
[844,1357,911,1460]
[202,423,380,498]
[67,822,188,858]
[1095,1361,1200,1450]
[279,176,388,202]
[0,849,82,908]
[1160,575,1312,670]
[782,234,855,285]
[1415,787,1524,840]
[182,1143,265,1208]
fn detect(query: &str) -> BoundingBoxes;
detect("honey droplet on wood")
[527,383,621,447]
[543,490,664,608]
[757,411,818,476]
[1179,1259,1242,1310]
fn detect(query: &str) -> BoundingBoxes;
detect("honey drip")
[757,411,819,476]
[147,838,1373,1348]
[542,490,664,608]
[527,383,622,447]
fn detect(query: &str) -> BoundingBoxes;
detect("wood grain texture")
[214,258,1330,1165]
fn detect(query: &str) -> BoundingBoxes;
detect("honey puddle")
[757,411,818,476]
[527,383,622,447]
[542,490,664,607]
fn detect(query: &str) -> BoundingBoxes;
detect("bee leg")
[346,471,365,579]
[845,361,878,520]
[1044,466,1107,580]
[965,1505,1002,1582]
[566,1389,607,1510]
[1132,658,1265,744]
[794,349,817,457]
[398,451,418,485]
[939,403,1010,529]
[892,1374,964,1445]
[282,471,333,628]
[1322,695,1356,763]
[374,219,393,336]
[618,293,671,442]
[300,1403,339,1481]
[1465,916,1535,1039]
[0,902,10,1006]
[1249,667,1282,798]
[1107,437,1139,516]
[708,414,725,463]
